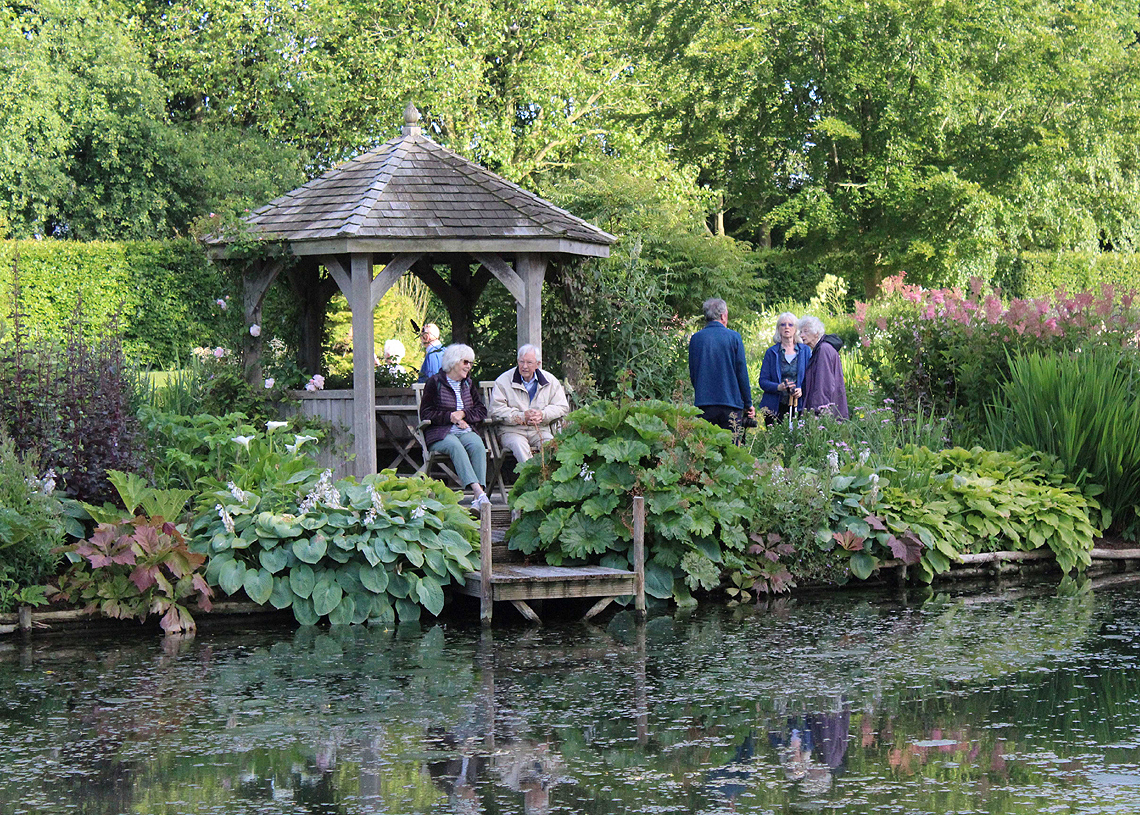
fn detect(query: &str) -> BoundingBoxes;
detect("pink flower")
[249,324,261,337]
[304,374,326,392]
[215,298,227,310]
[213,347,226,359]
[264,378,275,389]
[876,317,888,331]
[985,296,1003,323]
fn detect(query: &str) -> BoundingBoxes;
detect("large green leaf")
[387,570,410,599]
[368,594,395,624]
[395,597,421,622]
[423,548,447,577]
[292,596,319,626]
[205,552,233,585]
[849,553,877,580]
[289,563,316,599]
[268,575,294,609]
[597,437,652,463]
[560,513,617,558]
[243,568,274,605]
[259,545,291,574]
[218,559,247,596]
[311,576,343,617]
[624,412,670,441]
[644,562,674,599]
[293,533,328,564]
[327,595,355,625]
[335,562,364,594]
[416,576,445,616]
[359,564,390,594]
[553,477,599,502]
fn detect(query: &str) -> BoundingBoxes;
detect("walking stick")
[788,392,798,431]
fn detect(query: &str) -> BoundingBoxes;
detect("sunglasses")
[461,359,474,365]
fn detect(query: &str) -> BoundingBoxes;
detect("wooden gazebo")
[208,104,615,477]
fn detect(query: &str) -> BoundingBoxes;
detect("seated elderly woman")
[797,315,849,420]
[419,343,491,509]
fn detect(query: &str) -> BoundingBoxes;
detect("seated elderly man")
[490,344,569,463]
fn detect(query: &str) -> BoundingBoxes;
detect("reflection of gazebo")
[208,104,614,476]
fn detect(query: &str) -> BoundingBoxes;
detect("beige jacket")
[489,367,570,447]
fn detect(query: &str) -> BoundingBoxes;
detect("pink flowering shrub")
[856,275,1140,429]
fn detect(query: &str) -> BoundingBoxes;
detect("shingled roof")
[215,106,615,258]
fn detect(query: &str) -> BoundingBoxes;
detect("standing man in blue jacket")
[688,298,755,443]
[417,323,444,382]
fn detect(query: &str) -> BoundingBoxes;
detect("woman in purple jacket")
[419,344,491,509]
[797,316,849,420]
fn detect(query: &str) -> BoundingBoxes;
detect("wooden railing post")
[480,502,493,625]
[633,495,646,620]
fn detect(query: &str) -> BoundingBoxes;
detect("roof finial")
[402,102,422,136]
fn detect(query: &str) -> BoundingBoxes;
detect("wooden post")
[633,495,646,620]
[350,252,377,477]
[240,259,285,387]
[515,253,546,351]
[17,605,32,632]
[480,502,493,625]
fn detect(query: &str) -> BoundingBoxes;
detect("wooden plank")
[455,573,636,600]
[583,597,616,620]
[490,577,636,602]
[481,564,634,582]
[511,600,542,624]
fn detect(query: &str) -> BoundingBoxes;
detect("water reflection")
[3,579,1140,813]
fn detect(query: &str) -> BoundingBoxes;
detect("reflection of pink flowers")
[304,374,326,392]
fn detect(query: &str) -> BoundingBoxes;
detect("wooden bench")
[455,496,647,625]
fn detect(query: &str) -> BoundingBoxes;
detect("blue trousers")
[428,431,487,488]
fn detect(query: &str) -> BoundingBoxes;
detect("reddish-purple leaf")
[887,533,923,565]
[865,515,887,531]
[110,546,137,566]
[833,531,865,552]
[130,565,159,593]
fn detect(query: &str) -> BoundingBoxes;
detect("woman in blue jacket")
[757,312,811,425]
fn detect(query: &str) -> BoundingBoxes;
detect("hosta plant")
[507,400,754,606]
[51,470,210,634]
[825,446,1103,583]
[193,468,479,626]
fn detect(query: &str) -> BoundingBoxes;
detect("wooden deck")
[454,496,647,625]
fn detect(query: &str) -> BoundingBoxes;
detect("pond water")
[3,578,1140,815]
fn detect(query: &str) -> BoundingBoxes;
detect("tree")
[638,0,1140,293]
[0,0,304,239]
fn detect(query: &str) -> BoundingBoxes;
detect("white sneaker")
[471,494,491,510]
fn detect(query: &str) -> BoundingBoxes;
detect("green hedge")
[0,239,239,367]
[995,251,1140,298]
